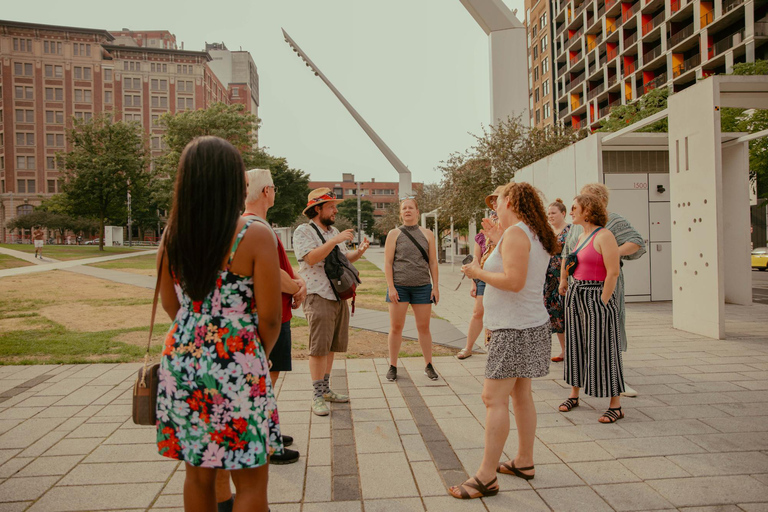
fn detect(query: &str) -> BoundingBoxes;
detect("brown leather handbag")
[132,251,164,426]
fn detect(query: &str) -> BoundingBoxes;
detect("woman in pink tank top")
[557,194,626,424]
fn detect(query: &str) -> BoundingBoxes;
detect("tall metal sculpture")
[459,0,529,126]
[282,29,412,196]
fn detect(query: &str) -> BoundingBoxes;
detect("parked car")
[84,238,101,245]
[752,247,768,271]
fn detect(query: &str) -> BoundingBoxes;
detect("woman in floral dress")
[544,199,570,362]
[155,136,282,512]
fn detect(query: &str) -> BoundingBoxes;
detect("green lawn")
[0,254,33,270]
[91,253,157,271]
[0,244,143,261]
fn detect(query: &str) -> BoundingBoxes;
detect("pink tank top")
[573,233,608,281]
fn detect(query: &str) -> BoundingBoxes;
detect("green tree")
[57,114,150,250]
[597,87,669,133]
[336,198,376,235]
[157,103,309,225]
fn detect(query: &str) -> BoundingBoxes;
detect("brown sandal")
[448,475,499,499]
[559,397,579,412]
[498,460,535,480]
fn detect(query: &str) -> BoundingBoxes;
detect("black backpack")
[309,224,361,305]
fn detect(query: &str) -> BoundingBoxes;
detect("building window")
[16,156,35,169]
[45,110,64,124]
[542,57,550,73]
[104,68,113,81]
[124,94,141,107]
[150,63,168,73]
[17,180,36,194]
[105,91,113,104]
[151,136,160,149]
[74,67,92,80]
[124,61,141,72]
[74,112,93,122]
[177,64,193,74]
[124,77,142,90]
[44,40,63,55]
[543,103,551,119]
[74,89,92,103]
[152,96,169,108]
[176,97,193,110]
[150,79,168,91]
[15,86,34,99]
[14,62,34,76]
[44,65,63,78]
[536,109,541,124]
[46,133,65,147]
[45,87,64,101]
[13,38,33,52]
[541,35,548,52]
[543,79,550,96]
[73,43,91,57]
[535,87,540,102]
[16,109,34,123]
[540,12,548,28]
[16,132,35,146]
[47,180,56,194]
[47,156,56,169]
[232,88,239,97]
[533,45,539,59]
[534,66,539,81]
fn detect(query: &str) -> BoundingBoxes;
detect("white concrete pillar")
[721,142,753,306]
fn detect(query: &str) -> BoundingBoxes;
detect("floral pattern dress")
[156,219,283,469]
[544,224,571,334]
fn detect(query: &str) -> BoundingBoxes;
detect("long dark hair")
[164,136,246,301]
[500,182,560,256]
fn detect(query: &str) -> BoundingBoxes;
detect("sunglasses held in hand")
[455,255,474,291]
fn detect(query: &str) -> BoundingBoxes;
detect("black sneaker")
[217,496,234,512]
[386,365,397,381]
[282,434,293,447]
[270,448,300,465]
[424,363,439,381]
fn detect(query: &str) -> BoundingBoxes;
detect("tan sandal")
[456,348,473,360]
[448,475,499,499]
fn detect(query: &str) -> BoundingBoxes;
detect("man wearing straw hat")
[293,188,370,416]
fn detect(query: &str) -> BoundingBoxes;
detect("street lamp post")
[127,188,132,248]
[356,181,362,246]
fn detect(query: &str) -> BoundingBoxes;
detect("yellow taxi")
[753,247,768,271]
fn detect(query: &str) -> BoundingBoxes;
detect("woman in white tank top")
[449,182,560,500]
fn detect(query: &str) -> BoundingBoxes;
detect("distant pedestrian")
[293,188,370,416]
[545,199,571,362]
[384,197,440,381]
[155,136,282,512]
[558,194,625,423]
[453,182,559,499]
[214,168,307,511]
[562,183,645,397]
[457,186,504,360]
[33,227,45,259]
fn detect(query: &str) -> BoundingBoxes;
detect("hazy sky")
[4,0,524,185]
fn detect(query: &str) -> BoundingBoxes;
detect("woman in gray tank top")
[450,182,559,500]
[383,198,440,382]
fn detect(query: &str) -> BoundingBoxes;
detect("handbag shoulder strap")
[398,227,430,264]
[140,249,164,387]
[309,221,327,243]
[573,227,602,256]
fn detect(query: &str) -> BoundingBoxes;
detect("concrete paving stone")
[88,416,131,426]
[675,507,742,512]
[103,427,155,445]
[573,423,635,441]
[721,391,768,403]
[395,419,419,435]
[401,435,432,462]
[0,452,19,469]
[434,418,485,450]
[666,452,768,476]
[427,405,473,420]
[354,421,402,454]
[267,458,305,503]
[597,436,707,458]
[73,405,105,418]
[0,407,45,420]
[417,385,456,397]
[630,384,681,395]
[333,474,361,501]
[160,469,184,494]
[279,411,312,426]
[0,502,33,511]
[16,455,83,477]
[569,460,642,485]
[618,457,691,480]
[68,364,119,380]
[536,426,593,444]
[33,379,93,397]
[386,397,407,409]
[66,421,121,439]
[346,373,382,390]
[409,406,437,428]
[12,396,62,408]
[59,460,177,485]
[350,398,389,409]
[54,416,88,433]
[453,448,485,475]
[619,419,718,437]
[753,474,768,486]
[593,482,675,511]
[309,422,330,439]
[269,504,301,512]
[0,422,23,438]
[303,464,331,502]
[147,493,182,508]
[307,437,330,467]
[83,443,160,463]
[332,428,354,448]
[735,380,768,391]
[712,403,768,417]
[303,501,361,512]
[0,475,58,502]
[351,409,391,423]
[44,438,101,457]
[538,485,613,512]
[683,373,756,383]
[422,395,464,408]
[647,476,768,507]
[0,418,67,449]
[686,433,768,452]
[275,390,310,402]
[634,366,703,376]
[358,451,417,499]
[549,441,615,463]
[425,439,462,471]
[391,407,412,421]
[484,490,550,511]
[624,375,692,385]
[739,504,768,512]
[526,463,584,489]
[699,416,768,433]
[637,405,732,421]
[422,496,487,511]
[667,381,752,394]
[411,461,448,497]
[33,407,84,419]
[275,400,310,413]
[0,457,32,479]
[18,430,69,458]
[333,444,358,476]
[93,404,132,418]
[0,392,37,409]
[53,385,114,407]
[690,364,755,374]
[92,388,127,406]
[364,497,425,512]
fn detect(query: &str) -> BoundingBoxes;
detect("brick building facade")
[308,173,423,218]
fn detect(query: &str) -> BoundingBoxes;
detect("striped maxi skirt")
[564,280,625,398]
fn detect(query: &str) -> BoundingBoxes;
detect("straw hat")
[302,187,344,216]
[485,185,508,209]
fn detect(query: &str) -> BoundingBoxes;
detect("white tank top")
[482,221,550,330]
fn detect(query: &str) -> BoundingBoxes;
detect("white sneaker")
[621,384,638,398]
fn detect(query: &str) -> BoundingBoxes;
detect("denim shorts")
[268,321,293,372]
[386,284,433,304]
[473,279,486,296]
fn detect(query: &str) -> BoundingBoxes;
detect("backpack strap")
[309,221,327,243]
[308,222,341,302]
[398,227,430,264]
[226,218,256,271]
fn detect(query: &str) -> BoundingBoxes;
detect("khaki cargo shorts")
[303,294,349,356]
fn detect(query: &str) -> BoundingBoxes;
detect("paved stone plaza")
[0,247,767,510]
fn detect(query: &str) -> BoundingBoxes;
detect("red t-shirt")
[243,214,294,323]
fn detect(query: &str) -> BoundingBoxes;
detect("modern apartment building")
[205,42,259,120]
[527,0,558,128]
[0,20,259,242]
[308,173,423,218]
[552,0,768,131]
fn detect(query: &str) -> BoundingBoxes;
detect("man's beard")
[319,215,335,228]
